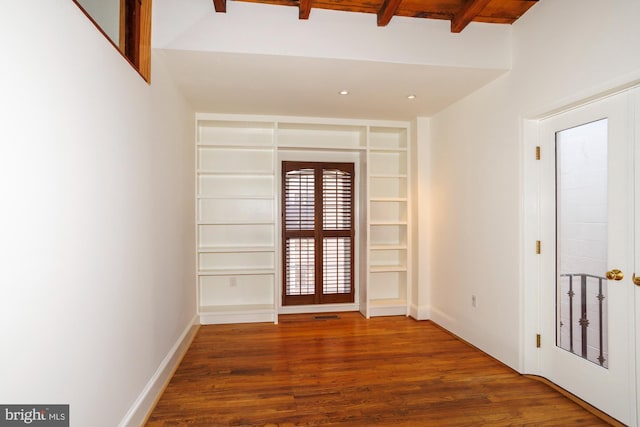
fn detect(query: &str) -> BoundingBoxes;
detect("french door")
[282,161,355,305]
[539,91,637,425]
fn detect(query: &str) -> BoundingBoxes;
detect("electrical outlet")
[471,295,477,308]
[230,277,237,287]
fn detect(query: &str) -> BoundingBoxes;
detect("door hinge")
[536,240,541,254]
[536,334,541,348]
[535,146,541,160]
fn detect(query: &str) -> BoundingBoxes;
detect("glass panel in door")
[556,119,609,367]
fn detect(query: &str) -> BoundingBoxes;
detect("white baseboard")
[369,305,407,317]
[409,303,430,320]
[119,314,199,427]
[200,310,275,325]
[428,306,457,331]
[277,303,359,315]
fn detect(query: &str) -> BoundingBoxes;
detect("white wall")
[410,117,431,319]
[428,0,640,369]
[0,2,196,426]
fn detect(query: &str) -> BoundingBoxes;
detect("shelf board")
[369,147,407,153]
[369,245,407,250]
[369,173,408,179]
[197,144,274,149]
[197,195,273,200]
[197,170,274,176]
[198,268,275,276]
[276,144,366,152]
[369,221,408,226]
[370,265,407,273]
[199,304,274,313]
[199,246,275,253]
[369,197,408,202]
[369,298,407,307]
[198,220,274,225]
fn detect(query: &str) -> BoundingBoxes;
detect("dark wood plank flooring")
[146,312,613,426]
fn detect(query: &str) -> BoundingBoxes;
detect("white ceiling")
[154,0,512,121]
[159,49,506,121]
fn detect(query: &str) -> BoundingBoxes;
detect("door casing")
[276,149,363,315]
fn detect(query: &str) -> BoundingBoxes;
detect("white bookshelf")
[367,127,410,317]
[196,120,277,324]
[195,115,410,324]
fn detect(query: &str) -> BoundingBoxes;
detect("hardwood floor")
[146,313,615,426]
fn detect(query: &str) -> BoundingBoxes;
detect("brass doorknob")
[633,273,640,287]
[606,269,624,281]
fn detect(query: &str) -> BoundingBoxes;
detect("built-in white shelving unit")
[196,115,410,324]
[197,120,277,324]
[367,127,410,317]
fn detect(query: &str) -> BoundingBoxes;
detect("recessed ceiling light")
[407,95,416,99]
[339,90,349,95]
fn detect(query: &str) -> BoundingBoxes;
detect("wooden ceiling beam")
[299,0,311,19]
[451,0,492,33]
[213,0,226,13]
[377,0,403,26]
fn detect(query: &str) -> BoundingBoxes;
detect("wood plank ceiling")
[212,0,539,33]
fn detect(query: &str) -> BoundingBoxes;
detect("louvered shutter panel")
[285,238,315,296]
[284,168,315,296]
[323,169,352,294]
[285,168,315,231]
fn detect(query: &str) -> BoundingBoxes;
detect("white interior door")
[539,91,637,425]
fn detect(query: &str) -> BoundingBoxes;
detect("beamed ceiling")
[211,0,539,32]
